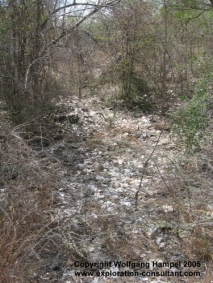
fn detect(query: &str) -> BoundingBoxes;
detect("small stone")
[54,115,67,123]
[68,114,79,124]
[66,156,74,164]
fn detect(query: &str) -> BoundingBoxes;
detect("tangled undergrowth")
[0,123,63,282]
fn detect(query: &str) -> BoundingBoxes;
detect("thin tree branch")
[50,6,100,46]
[41,0,121,30]
[135,131,162,211]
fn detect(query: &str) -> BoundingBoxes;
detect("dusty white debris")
[45,94,204,283]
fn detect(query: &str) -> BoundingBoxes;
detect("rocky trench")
[1,96,211,283]
[28,94,210,283]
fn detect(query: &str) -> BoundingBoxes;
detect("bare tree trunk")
[32,0,42,102]
[162,0,168,96]
[9,0,19,100]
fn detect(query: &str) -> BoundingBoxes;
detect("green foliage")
[130,76,150,94]
[129,76,153,112]
[169,0,209,10]
[120,74,152,112]
[172,75,211,151]
[99,110,117,127]
[133,94,153,113]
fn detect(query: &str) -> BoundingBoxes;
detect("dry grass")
[0,128,61,282]
[150,139,213,269]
